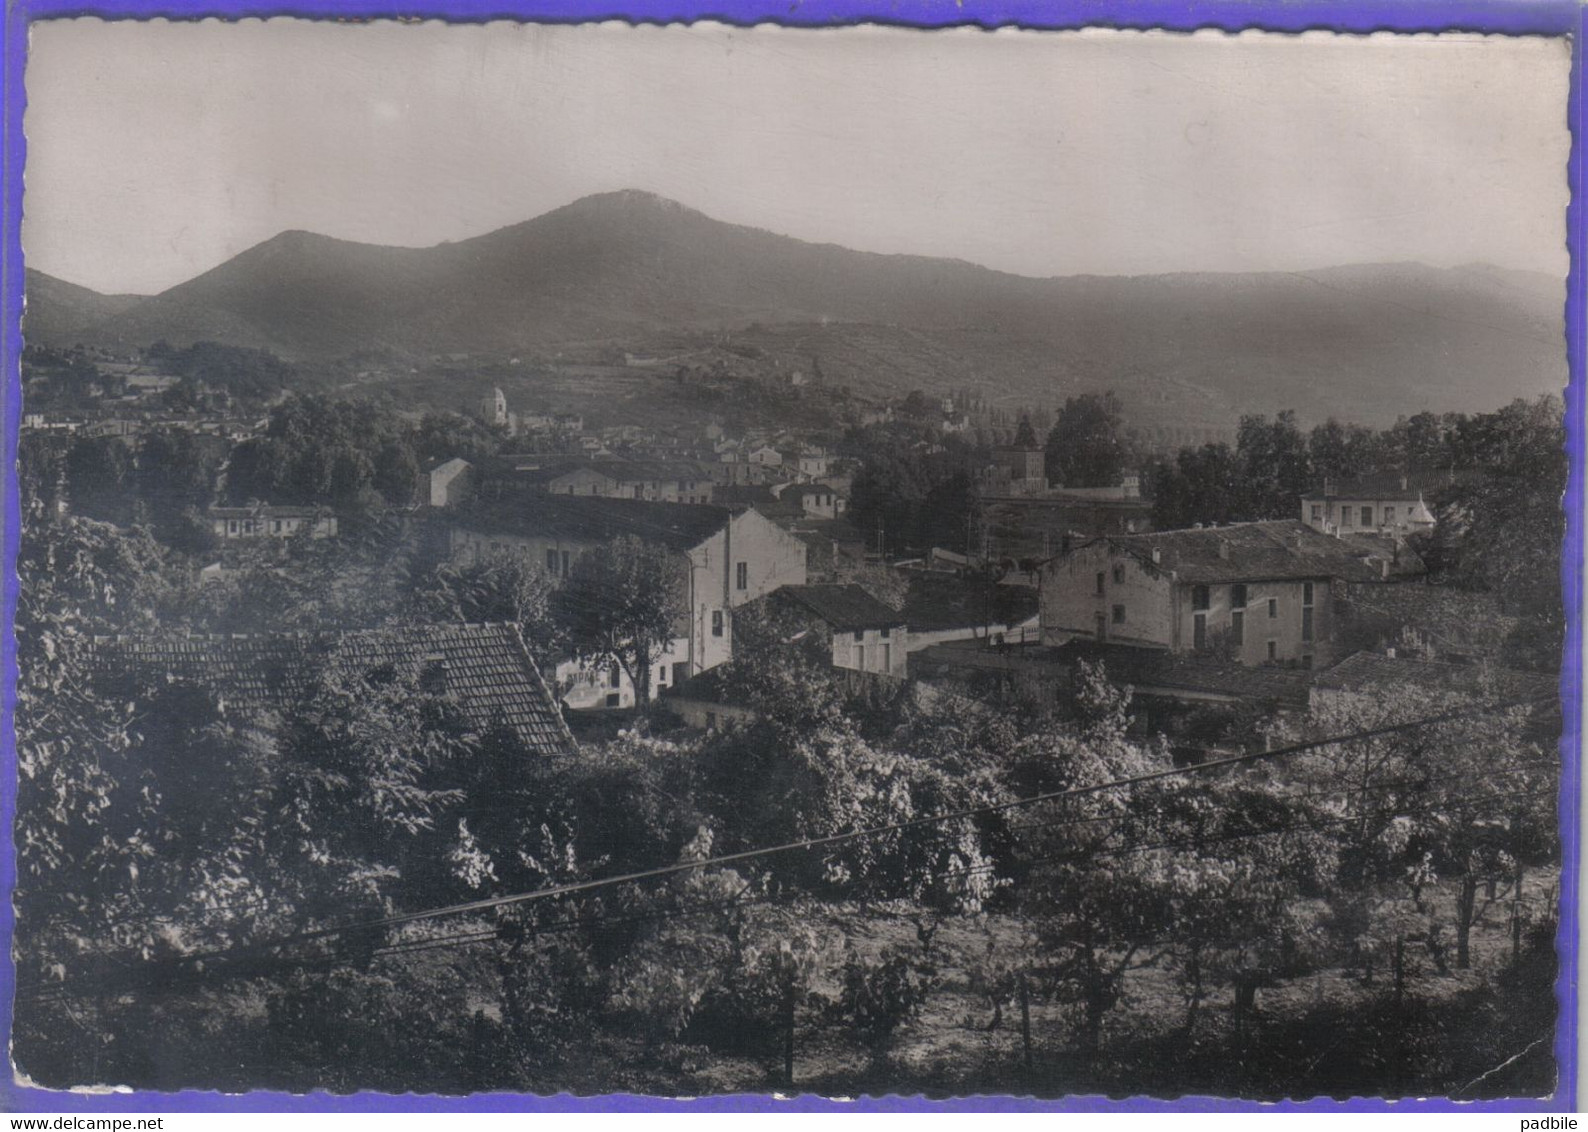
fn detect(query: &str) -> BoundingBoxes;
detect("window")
[1231,610,1245,646]
[882,644,892,671]
[705,711,718,730]
[1268,598,1278,619]
[1384,506,1395,524]
[1267,640,1277,661]
[656,666,667,687]
[1360,506,1373,527]
[1302,606,1315,643]
[1096,571,1106,596]
[1113,564,1126,585]
[881,627,891,639]
[1301,654,1313,669]
[1193,613,1207,651]
[609,664,622,689]
[855,645,866,670]
[547,549,559,574]
[606,693,620,708]
[1342,509,1353,528]
[1112,604,1126,625]
[1192,585,1210,611]
[1303,582,1315,606]
[736,562,748,591]
[853,629,865,642]
[561,551,571,576]
[711,610,724,637]
[1096,613,1108,641]
[1310,504,1323,522]
[1231,584,1248,609]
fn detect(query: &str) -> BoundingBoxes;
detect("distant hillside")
[22,191,1568,426]
[22,269,143,347]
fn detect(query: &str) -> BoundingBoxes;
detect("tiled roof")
[90,623,576,757]
[456,491,734,553]
[1314,650,1556,703]
[1050,640,1315,708]
[1102,520,1389,585]
[774,584,905,631]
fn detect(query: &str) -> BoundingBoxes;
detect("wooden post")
[1018,971,1034,1075]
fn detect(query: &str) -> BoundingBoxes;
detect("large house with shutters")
[1038,519,1404,670]
[449,494,807,689]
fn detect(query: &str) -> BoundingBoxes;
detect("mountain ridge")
[22,191,1567,426]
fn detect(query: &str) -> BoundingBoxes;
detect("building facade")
[1039,520,1394,669]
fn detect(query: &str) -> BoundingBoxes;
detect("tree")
[411,550,561,666]
[1435,396,1565,666]
[64,435,135,524]
[1149,442,1244,530]
[1045,392,1126,489]
[1012,413,1039,449]
[1308,418,1383,485]
[1236,410,1311,519]
[553,535,681,707]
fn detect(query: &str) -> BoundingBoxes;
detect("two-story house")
[1038,519,1397,669]
[450,494,808,686]
[1300,476,1437,536]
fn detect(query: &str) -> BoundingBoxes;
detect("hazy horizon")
[22,21,1572,297]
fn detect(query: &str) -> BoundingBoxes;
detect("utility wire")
[18,694,1554,1001]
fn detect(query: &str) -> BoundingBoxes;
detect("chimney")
[1323,476,1335,496]
[1379,558,1391,580]
[1216,539,1230,560]
[1151,546,1162,565]
[1385,645,1397,659]
[1399,475,1409,491]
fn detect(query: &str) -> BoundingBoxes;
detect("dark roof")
[774,584,904,630]
[714,484,800,519]
[1314,650,1556,703]
[587,458,714,483]
[456,492,735,553]
[1050,640,1315,708]
[1100,520,1388,585]
[903,572,1040,632]
[91,623,576,757]
[796,482,846,498]
[1338,533,1426,579]
[1301,474,1440,502]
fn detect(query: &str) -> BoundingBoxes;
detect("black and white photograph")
[9,19,1574,1100]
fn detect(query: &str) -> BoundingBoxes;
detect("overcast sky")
[22,19,1572,295]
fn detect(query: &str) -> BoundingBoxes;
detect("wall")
[829,624,909,677]
[1177,577,1332,668]
[557,636,691,710]
[1040,542,1175,649]
[1302,497,1436,535]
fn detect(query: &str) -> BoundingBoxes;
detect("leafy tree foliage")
[554,535,682,707]
[1044,392,1126,489]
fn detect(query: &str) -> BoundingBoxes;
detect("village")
[11,330,1566,1097]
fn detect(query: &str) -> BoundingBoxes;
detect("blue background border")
[0,0,1581,1112]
